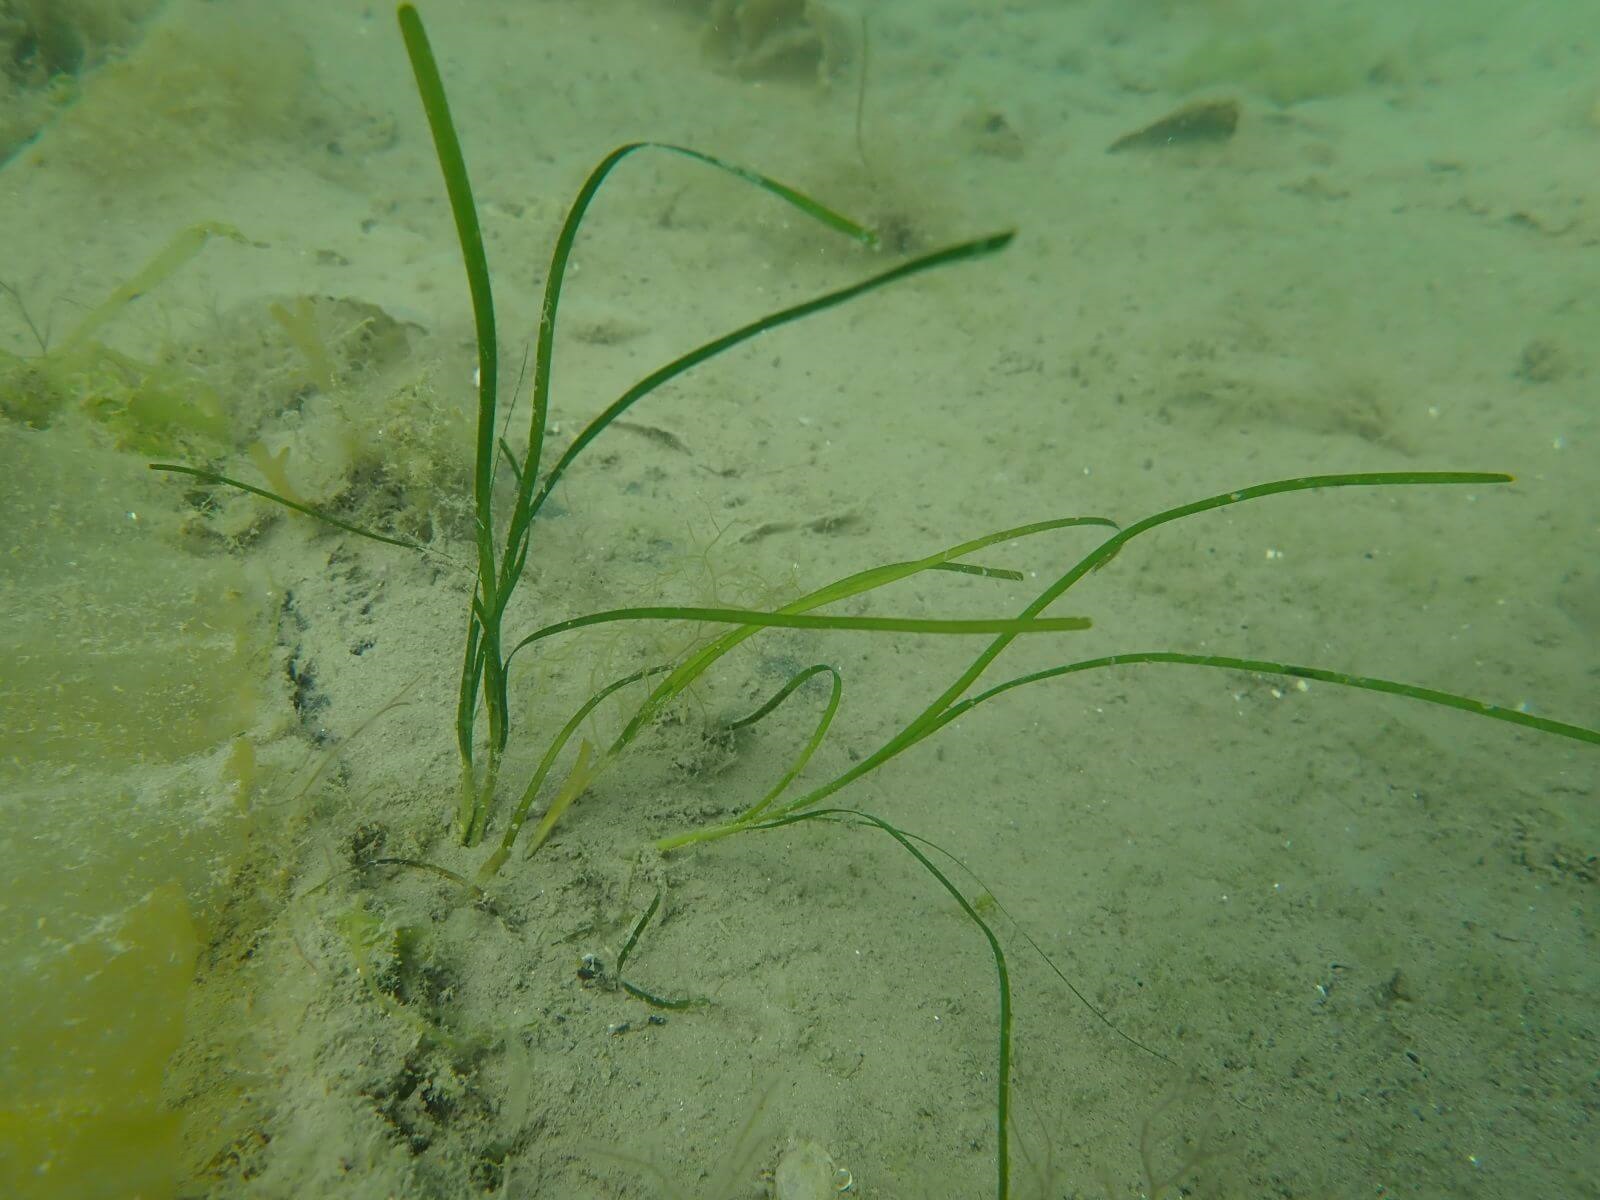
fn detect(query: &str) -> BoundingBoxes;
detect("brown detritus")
[614,420,694,455]
[702,0,855,85]
[962,108,1027,161]
[1515,338,1569,384]
[1108,98,1240,153]
[738,509,862,544]
[805,510,862,535]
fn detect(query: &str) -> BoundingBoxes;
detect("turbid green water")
[2,2,1595,1197]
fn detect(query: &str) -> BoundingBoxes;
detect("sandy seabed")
[1,2,1595,1197]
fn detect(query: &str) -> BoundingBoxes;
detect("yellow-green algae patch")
[0,420,274,1199]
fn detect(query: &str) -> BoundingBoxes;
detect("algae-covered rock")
[0,0,163,166]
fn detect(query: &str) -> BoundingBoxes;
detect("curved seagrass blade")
[659,471,1599,851]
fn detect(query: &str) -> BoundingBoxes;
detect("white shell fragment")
[774,1138,851,1199]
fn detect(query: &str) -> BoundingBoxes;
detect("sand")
[1,2,1594,1197]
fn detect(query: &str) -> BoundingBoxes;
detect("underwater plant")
[145,5,1598,1197]
[158,7,1082,858]
[1,222,250,448]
